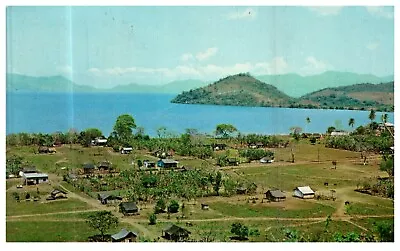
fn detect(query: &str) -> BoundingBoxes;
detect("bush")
[154,199,166,213]
[167,200,179,213]
[231,222,249,240]
[149,213,157,225]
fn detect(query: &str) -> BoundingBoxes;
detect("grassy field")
[6,142,394,242]
[6,218,134,242]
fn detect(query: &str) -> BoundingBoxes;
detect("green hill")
[298,82,394,111]
[171,74,394,112]
[256,71,394,97]
[171,73,294,107]
[6,74,97,93]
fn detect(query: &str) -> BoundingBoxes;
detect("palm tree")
[381,113,388,123]
[348,118,355,128]
[306,117,311,133]
[368,109,376,123]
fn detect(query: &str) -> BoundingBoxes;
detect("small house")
[111,229,137,242]
[212,143,227,151]
[22,173,48,185]
[144,160,156,168]
[236,187,247,194]
[92,137,108,146]
[47,189,68,200]
[157,159,179,168]
[265,189,286,202]
[98,161,111,171]
[201,204,209,210]
[83,163,95,174]
[162,224,191,242]
[293,186,315,199]
[98,193,123,205]
[227,158,239,166]
[121,147,133,154]
[19,166,37,177]
[260,156,274,164]
[330,131,349,136]
[119,202,139,215]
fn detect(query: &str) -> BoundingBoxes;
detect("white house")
[121,147,133,154]
[293,186,315,199]
[22,173,49,185]
[330,131,349,136]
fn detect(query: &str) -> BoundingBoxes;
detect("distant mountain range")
[6,74,205,94]
[7,71,393,98]
[171,73,394,112]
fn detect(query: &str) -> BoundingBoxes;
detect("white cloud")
[365,6,393,19]
[226,8,257,20]
[308,7,343,16]
[90,57,290,80]
[195,47,218,61]
[366,42,379,50]
[180,53,194,62]
[301,56,333,75]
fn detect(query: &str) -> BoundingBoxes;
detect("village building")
[83,163,95,174]
[157,159,179,168]
[201,203,209,210]
[121,147,133,154]
[293,186,315,199]
[98,161,111,171]
[227,158,239,166]
[143,160,156,168]
[19,166,37,177]
[236,187,247,194]
[119,202,139,215]
[38,146,57,153]
[260,156,274,164]
[22,172,48,185]
[162,224,191,242]
[111,229,137,242]
[98,193,123,205]
[92,137,108,146]
[330,131,350,136]
[47,189,68,200]
[265,189,286,202]
[212,143,227,151]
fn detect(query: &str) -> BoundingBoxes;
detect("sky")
[6,6,394,88]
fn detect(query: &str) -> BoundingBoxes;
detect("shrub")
[167,200,179,213]
[149,213,157,225]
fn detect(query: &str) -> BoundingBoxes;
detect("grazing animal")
[324,182,329,186]
[345,201,350,205]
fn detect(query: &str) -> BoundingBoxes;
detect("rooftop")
[111,229,137,241]
[160,159,178,164]
[23,173,48,179]
[295,186,315,195]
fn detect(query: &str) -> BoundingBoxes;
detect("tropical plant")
[86,211,119,241]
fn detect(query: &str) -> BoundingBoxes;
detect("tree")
[230,222,249,240]
[306,117,311,133]
[380,156,394,176]
[369,109,376,123]
[374,221,394,242]
[327,126,336,134]
[149,213,157,225]
[137,159,143,168]
[167,200,179,213]
[86,211,119,241]
[112,114,136,143]
[348,118,355,128]
[215,124,238,138]
[6,155,23,176]
[289,127,302,141]
[214,171,222,195]
[81,128,103,147]
[381,113,388,123]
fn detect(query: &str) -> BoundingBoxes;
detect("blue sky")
[6,6,394,88]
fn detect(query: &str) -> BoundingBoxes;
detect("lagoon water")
[6,93,394,136]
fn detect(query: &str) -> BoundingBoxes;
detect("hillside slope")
[298,82,394,111]
[172,74,394,112]
[171,73,294,107]
[256,71,394,97]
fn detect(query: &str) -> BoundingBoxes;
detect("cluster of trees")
[237,134,287,147]
[325,134,393,153]
[238,149,274,161]
[67,168,240,202]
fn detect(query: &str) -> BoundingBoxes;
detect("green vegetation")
[86,211,119,241]
[171,73,394,111]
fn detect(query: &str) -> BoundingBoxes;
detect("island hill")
[171,73,394,112]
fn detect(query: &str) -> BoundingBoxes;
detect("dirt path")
[6,209,99,219]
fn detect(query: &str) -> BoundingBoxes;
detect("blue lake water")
[6,93,394,137]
